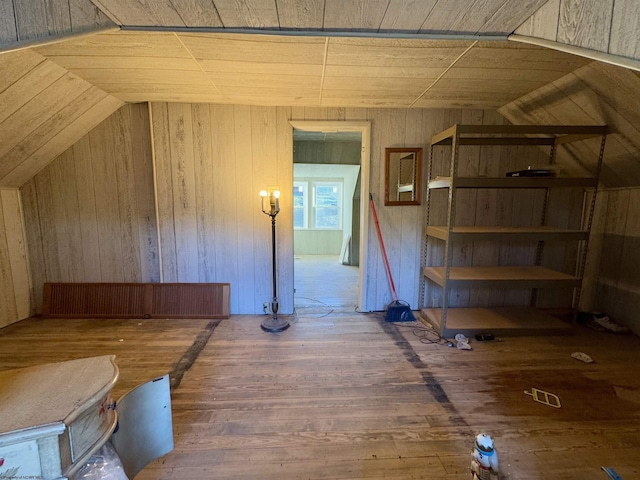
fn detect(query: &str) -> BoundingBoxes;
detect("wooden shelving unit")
[421,307,574,337]
[425,226,589,242]
[420,124,607,337]
[428,176,598,189]
[422,266,581,289]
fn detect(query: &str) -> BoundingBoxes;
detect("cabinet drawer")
[68,393,116,462]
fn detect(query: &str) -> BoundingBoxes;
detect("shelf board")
[422,266,581,289]
[419,307,573,337]
[425,225,589,242]
[428,176,597,189]
[430,124,607,146]
[433,137,556,146]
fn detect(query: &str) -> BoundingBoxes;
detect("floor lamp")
[260,188,290,332]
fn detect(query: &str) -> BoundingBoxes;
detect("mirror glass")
[384,147,422,206]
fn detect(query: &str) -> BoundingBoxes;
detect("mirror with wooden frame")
[384,147,422,206]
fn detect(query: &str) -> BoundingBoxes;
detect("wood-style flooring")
[1,313,639,479]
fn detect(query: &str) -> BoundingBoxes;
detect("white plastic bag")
[73,441,129,480]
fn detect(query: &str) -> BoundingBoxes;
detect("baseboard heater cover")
[42,283,230,319]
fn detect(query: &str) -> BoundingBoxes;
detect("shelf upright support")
[441,125,461,333]
[420,141,436,309]
[531,140,558,307]
[574,129,607,310]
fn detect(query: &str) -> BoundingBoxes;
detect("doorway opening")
[289,121,371,314]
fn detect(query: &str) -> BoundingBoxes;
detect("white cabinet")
[421,124,607,336]
[0,356,173,479]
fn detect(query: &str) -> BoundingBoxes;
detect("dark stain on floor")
[382,319,468,426]
[479,368,640,421]
[170,319,221,390]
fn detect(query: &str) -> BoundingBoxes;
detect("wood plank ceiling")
[88,0,549,33]
[0,48,123,187]
[34,31,589,108]
[30,0,587,108]
[1,0,619,188]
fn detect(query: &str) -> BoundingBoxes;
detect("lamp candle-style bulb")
[260,189,280,216]
[259,190,268,214]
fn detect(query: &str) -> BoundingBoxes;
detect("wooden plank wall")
[0,188,31,327]
[151,104,551,314]
[516,0,640,63]
[499,60,640,189]
[0,0,114,50]
[498,57,640,330]
[594,187,640,334]
[20,103,159,313]
[150,103,293,315]
[0,48,124,187]
[17,102,556,316]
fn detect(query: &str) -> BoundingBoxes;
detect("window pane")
[315,207,339,228]
[293,184,306,228]
[314,185,340,229]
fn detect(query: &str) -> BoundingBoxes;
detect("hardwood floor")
[1,313,639,479]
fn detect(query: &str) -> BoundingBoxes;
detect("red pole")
[369,194,399,302]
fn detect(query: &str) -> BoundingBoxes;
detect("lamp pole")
[260,189,290,333]
[269,212,278,316]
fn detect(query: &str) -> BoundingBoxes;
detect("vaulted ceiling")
[3,0,587,109]
[1,0,640,187]
[33,31,589,108]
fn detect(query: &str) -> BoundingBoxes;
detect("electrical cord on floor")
[294,296,335,318]
[288,308,300,325]
[393,322,451,346]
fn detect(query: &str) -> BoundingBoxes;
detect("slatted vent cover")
[42,283,230,319]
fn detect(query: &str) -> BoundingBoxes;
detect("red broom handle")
[369,194,399,301]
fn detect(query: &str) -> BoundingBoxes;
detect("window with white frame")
[293,180,342,230]
[313,182,341,229]
[293,182,308,229]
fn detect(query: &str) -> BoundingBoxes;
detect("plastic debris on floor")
[524,387,561,408]
[571,351,594,363]
[578,311,629,333]
[455,333,472,350]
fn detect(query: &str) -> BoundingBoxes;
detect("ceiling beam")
[510,34,640,73]
[120,25,509,42]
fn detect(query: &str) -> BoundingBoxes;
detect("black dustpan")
[369,194,416,322]
[385,299,416,322]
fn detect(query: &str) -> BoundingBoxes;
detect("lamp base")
[260,315,290,333]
